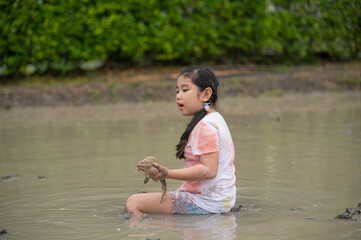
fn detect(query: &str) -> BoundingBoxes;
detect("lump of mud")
[122,211,132,219]
[335,203,361,222]
[288,208,309,213]
[230,203,243,212]
[0,229,7,235]
[221,203,243,215]
[2,173,20,181]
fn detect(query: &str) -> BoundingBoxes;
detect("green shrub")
[1,0,360,77]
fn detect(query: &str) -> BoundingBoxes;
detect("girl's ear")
[201,87,213,102]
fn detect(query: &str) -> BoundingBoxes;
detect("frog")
[135,156,167,203]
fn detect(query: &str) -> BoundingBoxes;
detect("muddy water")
[1,92,361,240]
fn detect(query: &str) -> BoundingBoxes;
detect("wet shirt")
[178,112,236,213]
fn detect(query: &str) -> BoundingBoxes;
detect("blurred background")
[0,0,360,106]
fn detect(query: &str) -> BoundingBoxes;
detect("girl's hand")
[152,163,169,181]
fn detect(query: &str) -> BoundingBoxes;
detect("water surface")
[1,92,361,239]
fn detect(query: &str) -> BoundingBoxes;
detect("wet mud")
[2,174,47,181]
[230,203,243,212]
[0,89,360,239]
[1,173,20,181]
[288,208,309,213]
[335,203,361,222]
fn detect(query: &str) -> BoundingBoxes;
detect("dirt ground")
[0,62,360,108]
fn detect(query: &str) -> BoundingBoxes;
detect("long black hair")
[175,66,219,159]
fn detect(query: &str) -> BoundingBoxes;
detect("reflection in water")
[128,213,237,240]
[0,92,361,240]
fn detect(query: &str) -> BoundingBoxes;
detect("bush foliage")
[1,0,360,76]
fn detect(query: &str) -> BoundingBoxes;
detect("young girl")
[126,66,236,215]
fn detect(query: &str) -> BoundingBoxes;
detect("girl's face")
[176,76,204,116]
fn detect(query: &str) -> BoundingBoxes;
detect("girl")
[126,66,236,215]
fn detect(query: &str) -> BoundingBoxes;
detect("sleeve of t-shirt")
[190,120,219,156]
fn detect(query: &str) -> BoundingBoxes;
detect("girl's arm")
[153,152,219,181]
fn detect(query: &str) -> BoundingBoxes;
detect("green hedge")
[1,0,360,76]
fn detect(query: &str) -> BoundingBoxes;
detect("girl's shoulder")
[191,113,220,134]
[195,112,226,132]
[204,111,222,120]
[202,112,225,125]
[202,112,231,133]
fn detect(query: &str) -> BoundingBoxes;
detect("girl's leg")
[126,192,173,215]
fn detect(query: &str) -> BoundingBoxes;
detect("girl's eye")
[176,88,189,94]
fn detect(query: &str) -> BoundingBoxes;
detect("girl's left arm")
[153,152,219,181]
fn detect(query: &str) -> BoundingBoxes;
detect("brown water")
[1,92,361,240]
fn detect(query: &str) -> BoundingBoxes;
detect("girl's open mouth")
[177,103,184,110]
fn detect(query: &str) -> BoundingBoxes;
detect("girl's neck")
[206,107,217,114]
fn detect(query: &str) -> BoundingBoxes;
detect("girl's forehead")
[176,76,194,87]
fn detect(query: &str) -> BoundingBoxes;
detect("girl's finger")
[160,168,168,177]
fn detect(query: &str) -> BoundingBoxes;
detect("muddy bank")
[0,62,360,108]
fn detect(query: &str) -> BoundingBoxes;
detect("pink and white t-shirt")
[178,112,236,213]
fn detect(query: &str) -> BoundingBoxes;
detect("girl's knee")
[126,192,173,215]
[125,194,137,212]
[126,194,145,215]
